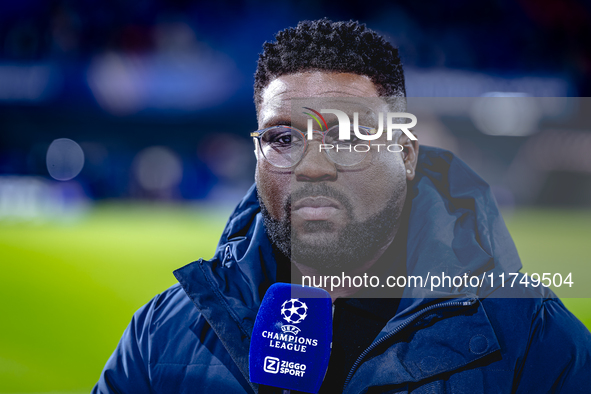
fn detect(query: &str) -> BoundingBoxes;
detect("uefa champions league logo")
[280,299,308,335]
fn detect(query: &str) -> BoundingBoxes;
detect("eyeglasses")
[250,125,376,168]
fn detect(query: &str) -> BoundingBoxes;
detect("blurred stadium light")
[0,176,88,222]
[133,146,182,198]
[470,94,542,137]
[87,44,240,115]
[46,138,85,181]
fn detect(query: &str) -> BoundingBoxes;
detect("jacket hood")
[173,145,521,390]
[407,147,521,289]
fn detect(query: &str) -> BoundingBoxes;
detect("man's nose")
[294,138,337,182]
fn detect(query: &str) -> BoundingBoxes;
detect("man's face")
[255,71,418,273]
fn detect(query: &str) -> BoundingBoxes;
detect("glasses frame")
[250,125,375,168]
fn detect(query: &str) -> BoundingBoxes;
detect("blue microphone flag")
[249,283,332,393]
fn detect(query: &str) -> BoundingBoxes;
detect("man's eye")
[271,134,292,145]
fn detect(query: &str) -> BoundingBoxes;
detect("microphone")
[249,283,332,393]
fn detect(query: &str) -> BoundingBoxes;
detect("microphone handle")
[258,385,293,394]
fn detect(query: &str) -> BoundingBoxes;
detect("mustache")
[285,183,354,215]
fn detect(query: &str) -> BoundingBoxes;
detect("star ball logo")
[281,298,308,323]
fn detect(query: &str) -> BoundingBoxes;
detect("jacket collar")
[174,184,273,392]
[174,146,517,392]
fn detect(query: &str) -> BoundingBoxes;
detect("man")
[94,19,591,393]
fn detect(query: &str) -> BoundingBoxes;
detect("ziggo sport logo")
[302,108,417,153]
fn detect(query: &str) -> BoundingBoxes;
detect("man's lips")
[292,196,342,220]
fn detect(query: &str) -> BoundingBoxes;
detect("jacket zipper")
[342,297,477,391]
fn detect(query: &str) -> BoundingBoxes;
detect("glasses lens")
[260,126,306,168]
[324,125,371,166]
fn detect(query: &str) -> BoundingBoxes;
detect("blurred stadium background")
[0,0,590,392]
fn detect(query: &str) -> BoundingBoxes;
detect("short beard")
[258,183,404,275]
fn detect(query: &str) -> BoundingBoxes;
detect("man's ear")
[399,133,419,181]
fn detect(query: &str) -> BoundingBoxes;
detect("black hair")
[254,18,406,110]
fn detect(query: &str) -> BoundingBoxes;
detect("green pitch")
[0,205,589,393]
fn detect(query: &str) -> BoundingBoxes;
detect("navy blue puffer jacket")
[93,147,591,393]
